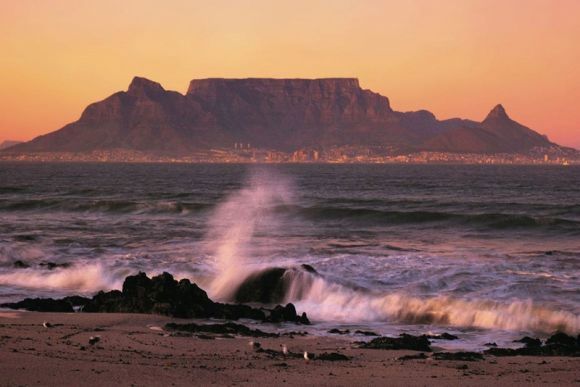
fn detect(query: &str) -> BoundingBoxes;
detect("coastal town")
[1,144,577,165]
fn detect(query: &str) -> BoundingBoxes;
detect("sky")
[0,0,579,148]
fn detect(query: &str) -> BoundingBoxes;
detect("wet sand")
[1,311,579,386]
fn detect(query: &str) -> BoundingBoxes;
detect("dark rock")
[328,328,350,335]
[355,330,379,336]
[317,352,349,361]
[165,322,278,338]
[361,334,432,352]
[484,342,497,347]
[62,296,91,307]
[433,352,484,361]
[13,260,30,268]
[232,265,319,306]
[39,262,71,270]
[300,264,317,274]
[398,353,428,361]
[1,298,73,312]
[14,235,36,242]
[426,332,459,340]
[485,332,580,357]
[84,272,307,323]
[545,332,576,347]
[514,336,542,348]
[233,267,289,304]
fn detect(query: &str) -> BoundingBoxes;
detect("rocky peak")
[127,76,166,98]
[484,104,510,122]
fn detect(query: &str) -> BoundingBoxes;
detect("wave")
[0,263,122,294]
[277,205,580,231]
[277,267,580,334]
[0,199,211,215]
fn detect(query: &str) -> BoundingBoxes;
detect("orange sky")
[1,0,579,148]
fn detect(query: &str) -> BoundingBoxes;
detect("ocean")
[0,162,579,350]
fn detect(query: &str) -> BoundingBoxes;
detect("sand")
[1,311,579,386]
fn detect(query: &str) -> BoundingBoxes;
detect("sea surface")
[0,162,579,350]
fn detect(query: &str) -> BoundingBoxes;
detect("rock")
[13,260,30,268]
[355,330,379,336]
[328,328,350,335]
[514,336,542,348]
[39,262,71,270]
[317,352,350,361]
[14,235,36,242]
[361,334,432,352]
[425,332,459,340]
[77,272,309,324]
[485,332,580,357]
[398,353,428,361]
[233,267,289,303]
[165,322,278,338]
[545,332,577,347]
[433,352,484,361]
[484,342,497,347]
[1,298,73,312]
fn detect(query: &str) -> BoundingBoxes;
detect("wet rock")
[14,235,36,242]
[233,267,289,303]
[514,336,542,348]
[398,353,428,361]
[300,264,317,273]
[433,352,484,361]
[361,334,432,352]
[232,265,317,304]
[39,262,71,270]
[1,298,73,312]
[84,272,308,323]
[485,332,580,357]
[355,330,379,336]
[328,328,350,335]
[425,332,459,340]
[317,352,349,361]
[13,260,30,269]
[165,322,278,338]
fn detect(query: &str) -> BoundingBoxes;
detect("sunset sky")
[0,0,579,148]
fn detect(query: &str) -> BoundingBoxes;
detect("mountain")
[4,77,558,155]
[0,140,23,150]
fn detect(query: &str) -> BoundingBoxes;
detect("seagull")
[42,321,53,328]
[89,336,101,346]
[281,344,288,356]
[304,351,312,362]
[248,340,261,351]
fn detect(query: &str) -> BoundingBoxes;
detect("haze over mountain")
[0,141,22,150]
[4,77,560,155]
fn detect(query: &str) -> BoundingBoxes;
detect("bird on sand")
[89,336,101,345]
[248,340,261,351]
[281,344,288,356]
[42,321,53,328]
[304,351,314,362]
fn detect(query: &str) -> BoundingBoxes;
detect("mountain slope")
[5,77,557,155]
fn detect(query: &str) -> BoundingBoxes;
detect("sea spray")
[205,169,295,300]
[0,263,121,294]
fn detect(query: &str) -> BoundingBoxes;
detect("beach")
[1,311,579,386]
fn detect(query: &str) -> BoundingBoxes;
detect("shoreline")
[1,311,579,386]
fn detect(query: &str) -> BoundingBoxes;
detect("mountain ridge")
[4,76,561,155]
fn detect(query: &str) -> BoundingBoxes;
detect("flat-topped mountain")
[4,77,559,155]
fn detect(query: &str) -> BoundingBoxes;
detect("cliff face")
[6,77,555,154]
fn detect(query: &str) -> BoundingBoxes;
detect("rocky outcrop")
[4,77,558,155]
[1,272,310,324]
